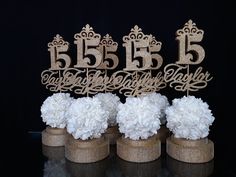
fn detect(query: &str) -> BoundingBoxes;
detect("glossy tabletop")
[7,133,235,177]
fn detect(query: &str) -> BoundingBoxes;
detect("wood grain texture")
[166,135,214,163]
[104,125,121,145]
[164,20,212,95]
[65,135,109,163]
[42,126,67,147]
[156,125,171,143]
[117,135,161,163]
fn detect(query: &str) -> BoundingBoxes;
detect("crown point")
[74,24,101,40]
[48,34,68,47]
[176,20,203,37]
[55,34,62,41]
[84,24,93,32]
[134,25,141,31]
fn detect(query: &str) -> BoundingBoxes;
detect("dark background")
[1,0,235,176]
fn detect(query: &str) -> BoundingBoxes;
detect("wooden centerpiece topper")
[164,20,215,164]
[164,20,213,95]
[115,25,166,96]
[41,24,166,96]
[41,25,118,96]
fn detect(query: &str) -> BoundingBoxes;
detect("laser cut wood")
[164,20,212,95]
[176,19,205,65]
[164,21,214,163]
[42,25,167,96]
[41,69,167,96]
[123,25,151,71]
[97,34,119,70]
[164,64,212,92]
[42,22,212,97]
[48,34,71,70]
[123,26,163,71]
[74,24,102,68]
[149,34,163,70]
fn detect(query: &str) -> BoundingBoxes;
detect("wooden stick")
[187,64,189,96]
[86,68,89,97]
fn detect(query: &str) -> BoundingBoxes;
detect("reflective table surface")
[6,132,235,177]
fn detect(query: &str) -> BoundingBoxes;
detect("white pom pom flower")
[94,93,121,126]
[143,92,169,124]
[166,96,215,140]
[117,97,161,140]
[41,93,74,128]
[66,97,109,140]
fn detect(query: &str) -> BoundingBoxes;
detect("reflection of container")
[166,135,214,163]
[65,156,108,177]
[42,126,67,147]
[65,135,109,163]
[117,135,161,163]
[117,156,161,177]
[42,145,65,160]
[106,149,123,177]
[156,125,171,144]
[44,159,69,177]
[104,125,121,145]
[166,155,214,177]
[42,145,70,177]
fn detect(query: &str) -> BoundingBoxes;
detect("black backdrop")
[1,0,235,175]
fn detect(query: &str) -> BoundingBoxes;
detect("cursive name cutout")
[41,68,166,96]
[164,64,212,92]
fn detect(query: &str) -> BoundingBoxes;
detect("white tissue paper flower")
[41,93,74,128]
[94,93,121,126]
[66,97,109,140]
[117,97,161,140]
[143,92,169,124]
[165,96,215,140]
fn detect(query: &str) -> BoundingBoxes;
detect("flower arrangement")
[117,96,162,140]
[165,96,215,140]
[66,97,109,140]
[143,92,169,124]
[41,93,74,128]
[65,97,110,163]
[94,93,121,126]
